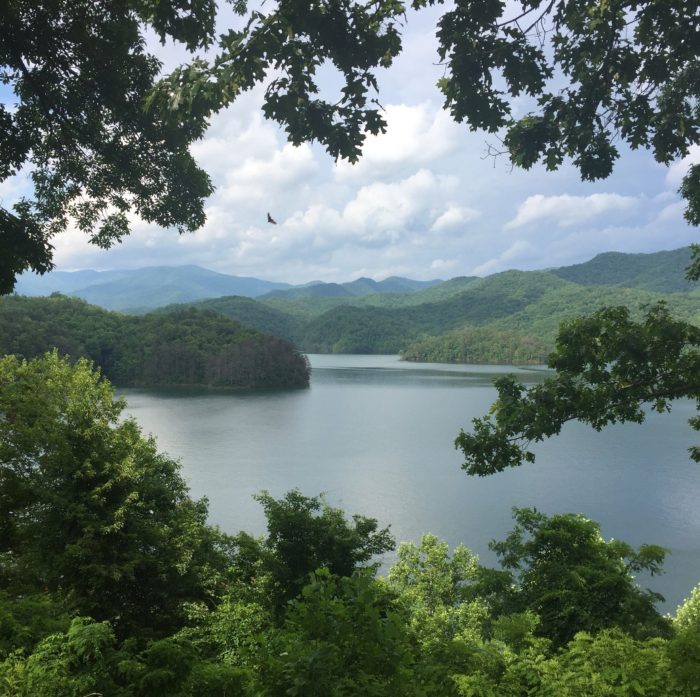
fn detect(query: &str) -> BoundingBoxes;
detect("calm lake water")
[119,354,700,612]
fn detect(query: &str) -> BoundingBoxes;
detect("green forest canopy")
[177,262,700,358]
[0,294,310,389]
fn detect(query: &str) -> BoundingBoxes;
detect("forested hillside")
[550,247,696,293]
[261,275,441,299]
[14,249,698,365]
[13,249,699,367]
[401,282,700,364]
[163,295,300,342]
[175,254,700,362]
[0,295,310,389]
[260,276,482,321]
[401,326,551,364]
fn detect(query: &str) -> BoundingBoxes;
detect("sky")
[2,4,699,284]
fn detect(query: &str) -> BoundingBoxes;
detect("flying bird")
[267,212,277,225]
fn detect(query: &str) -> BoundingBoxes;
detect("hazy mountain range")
[14,265,293,310]
[15,265,442,311]
[9,246,700,361]
[171,246,700,355]
[16,246,695,312]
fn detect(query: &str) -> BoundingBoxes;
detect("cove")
[119,354,700,611]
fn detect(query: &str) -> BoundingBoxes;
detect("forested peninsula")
[0,295,310,389]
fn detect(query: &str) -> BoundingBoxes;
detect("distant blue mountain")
[14,269,131,295]
[15,265,443,312]
[260,276,442,300]
[15,265,292,311]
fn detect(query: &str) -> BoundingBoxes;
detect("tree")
[0,352,235,638]
[0,0,216,292]
[231,490,395,615]
[3,0,699,292]
[0,616,251,697]
[255,570,416,697]
[488,508,670,647]
[456,303,700,475]
[541,630,672,697]
[387,534,490,696]
[667,583,700,696]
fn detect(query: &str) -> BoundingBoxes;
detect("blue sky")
[2,4,698,283]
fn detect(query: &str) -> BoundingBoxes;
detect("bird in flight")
[267,212,277,225]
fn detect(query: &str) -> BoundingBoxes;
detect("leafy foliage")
[1,0,215,291]
[541,629,673,697]
[256,570,414,697]
[488,508,670,647]
[0,594,71,659]
[231,490,395,614]
[456,304,700,475]
[0,617,249,697]
[676,584,700,634]
[433,1,699,205]
[148,1,405,163]
[0,353,235,637]
[151,0,700,224]
[0,377,695,697]
[387,534,491,695]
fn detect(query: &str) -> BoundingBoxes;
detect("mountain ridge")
[15,265,445,311]
[13,246,696,317]
[11,246,700,362]
[549,247,695,293]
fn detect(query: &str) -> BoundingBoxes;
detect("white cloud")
[431,205,481,232]
[430,258,459,273]
[0,166,33,209]
[35,10,698,284]
[341,169,455,239]
[335,103,461,181]
[544,222,697,270]
[470,240,536,276]
[666,145,700,188]
[505,193,639,230]
[218,142,317,205]
[655,200,686,224]
[190,109,279,178]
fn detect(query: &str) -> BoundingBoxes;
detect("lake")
[119,354,700,612]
